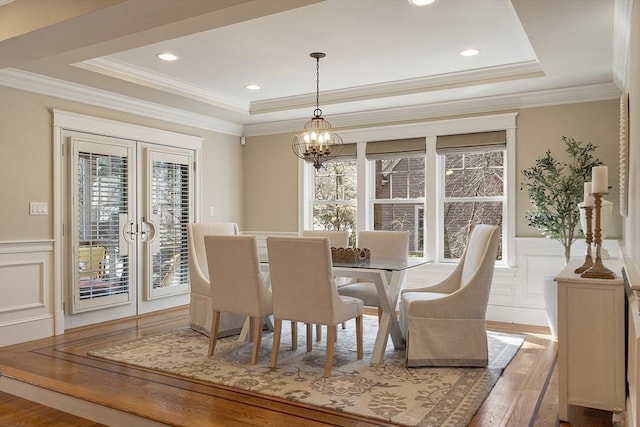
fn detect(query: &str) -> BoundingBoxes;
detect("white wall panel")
[0,241,54,346]
[0,236,622,345]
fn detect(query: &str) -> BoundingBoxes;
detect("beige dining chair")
[338,230,410,319]
[400,224,500,367]
[301,229,350,340]
[187,223,245,337]
[267,236,364,377]
[204,235,273,364]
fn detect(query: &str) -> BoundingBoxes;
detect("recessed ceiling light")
[408,0,437,6]
[460,49,480,57]
[156,52,178,61]
[245,84,261,91]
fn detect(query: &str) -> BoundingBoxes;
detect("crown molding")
[0,68,620,139]
[243,82,620,136]
[0,68,244,136]
[250,61,544,114]
[75,58,250,114]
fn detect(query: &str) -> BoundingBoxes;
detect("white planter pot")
[543,276,558,340]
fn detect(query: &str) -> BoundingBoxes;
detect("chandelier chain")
[315,55,321,117]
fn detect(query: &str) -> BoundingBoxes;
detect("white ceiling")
[0,0,625,136]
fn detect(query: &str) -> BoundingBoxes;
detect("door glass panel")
[146,150,192,298]
[72,141,132,312]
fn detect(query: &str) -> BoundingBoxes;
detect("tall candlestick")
[575,204,593,273]
[583,182,594,207]
[581,193,615,279]
[591,166,608,193]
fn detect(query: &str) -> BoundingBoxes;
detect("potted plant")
[520,136,603,338]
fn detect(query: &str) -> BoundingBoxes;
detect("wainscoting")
[0,240,55,347]
[245,232,622,327]
[0,236,622,347]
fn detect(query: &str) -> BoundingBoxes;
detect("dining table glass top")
[331,257,430,271]
[259,255,430,272]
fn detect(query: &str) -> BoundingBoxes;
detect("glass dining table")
[255,256,430,364]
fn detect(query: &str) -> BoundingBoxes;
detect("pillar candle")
[583,182,594,207]
[591,166,608,193]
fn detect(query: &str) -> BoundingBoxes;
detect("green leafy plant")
[520,136,603,263]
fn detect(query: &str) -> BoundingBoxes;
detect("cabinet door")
[558,276,625,420]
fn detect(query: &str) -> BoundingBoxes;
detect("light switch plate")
[29,202,48,215]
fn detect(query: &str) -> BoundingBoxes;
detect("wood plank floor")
[0,307,613,426]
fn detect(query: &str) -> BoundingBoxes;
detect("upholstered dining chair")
[399,224,500,367]
[204,235,272,364]
[266,237,364,377]
[301,230,350,340]
[337,230,410,319]
[187,222,245,337]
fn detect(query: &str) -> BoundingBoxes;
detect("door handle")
[142,216,161,255]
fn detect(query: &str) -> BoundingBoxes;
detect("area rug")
[88,317,524,426]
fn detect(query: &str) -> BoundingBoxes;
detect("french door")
[65,132,194,324]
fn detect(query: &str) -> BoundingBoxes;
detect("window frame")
[369,153,427,257]
[299,113,517,267]
[308,158,358,234]
[437,147,507,263]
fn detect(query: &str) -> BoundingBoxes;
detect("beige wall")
[516,100,621,237]
[0,86,244,241]
[242,100,622,238]
[243,132,298,232]
[0,87,626,243]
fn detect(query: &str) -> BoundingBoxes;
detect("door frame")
[53,110,202,333]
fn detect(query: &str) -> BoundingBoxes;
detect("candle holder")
[581,192,615,279]
[574,205,593,273]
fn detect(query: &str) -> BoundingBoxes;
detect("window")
[312,158,357,246]
[371,156,426,256]
[301,113,516,266]
[367,137,427,257]
[440,149,504,260]
[437,131,506,262]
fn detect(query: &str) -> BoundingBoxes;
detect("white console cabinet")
[556,260,625,421]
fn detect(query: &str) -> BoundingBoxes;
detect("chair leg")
[316,324,322,341]
[270,318,283,368]
[291,321,298,350]
[249,316,255,342]
[324,325,336,378]
[355,315,363,360]
[306,323,313,352]
[377,307,382,324]
[208,311,220,356]
[251,317,263,364]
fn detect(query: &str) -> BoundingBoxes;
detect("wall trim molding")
[244,83,620,137]
[0,68,619,139]
[0,240,53,254]
[0,68,244,136]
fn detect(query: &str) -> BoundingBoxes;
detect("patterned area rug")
[88,317,524,426]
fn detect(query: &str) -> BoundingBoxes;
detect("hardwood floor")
[0,307,613,426]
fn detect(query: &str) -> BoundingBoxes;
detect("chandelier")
[292,52,343,170]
